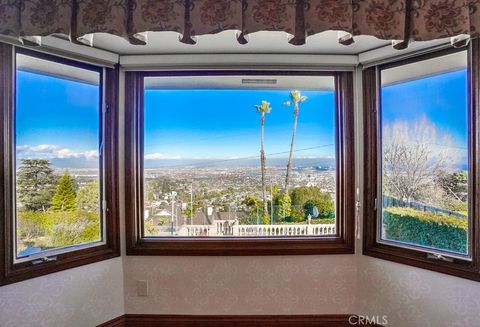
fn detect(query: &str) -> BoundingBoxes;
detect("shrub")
[17,211,55,240]
[48,211,100,248]
[289,186,334,220]
[311,218,335,225]
[276,192,292,218]
[261,213,270,225]
[383,207,467,253]
[144,219,157,236]
[17,210,100,249]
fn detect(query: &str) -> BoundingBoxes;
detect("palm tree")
[254,100,272,216]
[283,90,308,193]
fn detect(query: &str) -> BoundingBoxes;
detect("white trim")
[0,35,119,67]
[358,39,452,67]
[119,54,358,70]
[14,240,106,264]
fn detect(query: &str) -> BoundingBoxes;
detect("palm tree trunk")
[260,113,268,215]
[285,104,299,194]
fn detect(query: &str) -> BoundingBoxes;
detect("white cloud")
[144,153,182,160]
[144,152,165,160]
[16,144,99,160]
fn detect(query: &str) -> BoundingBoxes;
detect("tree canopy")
[76,180,100,212]
[16,159,57,212]
[290,186,334,219]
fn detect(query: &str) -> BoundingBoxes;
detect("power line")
[145,144,334,169]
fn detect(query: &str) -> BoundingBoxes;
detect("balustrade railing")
[181,223,335,237]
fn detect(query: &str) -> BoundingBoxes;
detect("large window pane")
[143,75,337,237]
[15,53,102,258]
[380,51,469,255]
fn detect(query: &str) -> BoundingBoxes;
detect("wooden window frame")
[363,40,480,281]
[0,44,120,286]
[125,70,355,256]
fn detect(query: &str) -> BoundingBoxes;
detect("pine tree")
[16,159,57,212]
[50,172,77,212]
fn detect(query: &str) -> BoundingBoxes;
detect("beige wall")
[124,255,358,315]
[0,257,124,327]
[358,256,480,327]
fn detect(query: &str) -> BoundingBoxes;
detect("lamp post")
[270,184,274,225]
[169,191,177,235]
[190,182,193,225]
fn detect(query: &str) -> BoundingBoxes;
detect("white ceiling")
[91,30,391,55]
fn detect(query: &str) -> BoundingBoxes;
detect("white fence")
[179,222,336,237]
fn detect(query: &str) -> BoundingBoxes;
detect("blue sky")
[15,69,469,169]
[382,69,468,146]
[15,70,100,168]
[381,69,468,170]
[144,89,336,162]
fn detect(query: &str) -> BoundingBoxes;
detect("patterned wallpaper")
[124,255,358,315]
[2,253,480,327]
[358,256,480,327]
[123,255,480,326]
[0,257,124,327]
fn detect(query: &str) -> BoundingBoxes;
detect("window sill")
[1,245,120,286]
[127,236,354,256]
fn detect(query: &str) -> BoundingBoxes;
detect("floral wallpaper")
[0,258,124,327]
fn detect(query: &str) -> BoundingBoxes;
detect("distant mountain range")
[143,157,336,169]
[14,157,335,170]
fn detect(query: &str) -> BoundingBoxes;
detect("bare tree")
[382,117,461,203]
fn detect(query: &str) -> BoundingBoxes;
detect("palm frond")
[254,100,272,114]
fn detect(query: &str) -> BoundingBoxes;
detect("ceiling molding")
[119,54,358,70]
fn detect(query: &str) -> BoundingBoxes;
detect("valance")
[0,0,479,49]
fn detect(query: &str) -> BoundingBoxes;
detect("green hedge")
[383,207,467,254]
